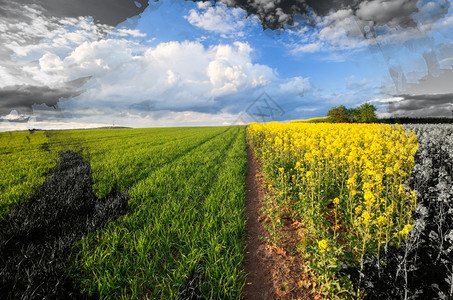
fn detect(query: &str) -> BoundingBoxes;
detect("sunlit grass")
[1,126,247,298]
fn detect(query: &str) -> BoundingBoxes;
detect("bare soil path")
[243,145,316,300]
[243,145,275,299]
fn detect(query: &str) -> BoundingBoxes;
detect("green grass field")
[0,126,247,298]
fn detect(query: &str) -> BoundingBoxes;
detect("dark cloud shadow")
[0,76,91,117]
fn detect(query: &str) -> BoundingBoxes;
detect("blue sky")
[1,0,453,130]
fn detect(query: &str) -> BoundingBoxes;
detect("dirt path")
[243,145,316,300]
[243,145,275,299]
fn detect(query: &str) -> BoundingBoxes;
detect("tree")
[326,105,351,123]
[326,103,377,123]
[355,103,377,123]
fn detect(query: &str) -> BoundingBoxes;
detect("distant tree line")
[326,104,453,124]
[377,117,453,124]
[326,103,377,123]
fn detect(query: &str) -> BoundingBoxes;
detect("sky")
[0,0,453,131]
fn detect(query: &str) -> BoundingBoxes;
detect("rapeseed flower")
[318,239,329,253]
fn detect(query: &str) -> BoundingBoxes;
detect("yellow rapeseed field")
[247,122,419,297]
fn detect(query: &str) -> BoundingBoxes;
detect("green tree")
[326,103,377,123]
[349,107,359,122]
[326,105,351,123]
[354,103,377,123]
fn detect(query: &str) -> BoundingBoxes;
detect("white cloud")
[292,42,323,54]
[110,28,147,37]
[278,76,309,95]
[15,29,293,115]
[366,96,406,116]
[185,2,259,35]
[356,0,418,28]
[288,9,370,57]
[206,42,274,96]
[0,6,112,60]
[288,1,453,57]
[368,96,405,103]
[0,1,310,128]
[0,110,30,122]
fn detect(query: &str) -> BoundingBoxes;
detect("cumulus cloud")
[186,2,259,36]
[288,9,369,56]
[1,4,306,122]
[0,110,30,123]
[355,0,419,28]
[285,0,452,63]
[205,0,450,30]
[0,3,113,60]
[0,1,314,129]
[0,2,118,93]
[52,39,277,111]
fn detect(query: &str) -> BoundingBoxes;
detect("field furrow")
[69,126,246,298]
[1,126,247,299]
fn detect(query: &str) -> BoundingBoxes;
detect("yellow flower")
[333,197,340,205]
[364,191,375,204]
[355,205,362,215]
[318,239,328,252]
[279,167,285,173]
[305,170,313,177]
[377,216,387,225]
[347,176,355,187]
[399,224,413,236]
[361,211,371,224]
[398,184,406,195]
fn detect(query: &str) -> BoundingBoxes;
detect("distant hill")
[290,117,329,123]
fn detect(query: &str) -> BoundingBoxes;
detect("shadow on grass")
[0,151,128,299]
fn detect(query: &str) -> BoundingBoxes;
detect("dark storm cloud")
[394,93,453,111]
[0,76,91,116]
[192,0,451,30]
[0,0,149,27]
[212,0,354,29]
[388,93,453,116]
